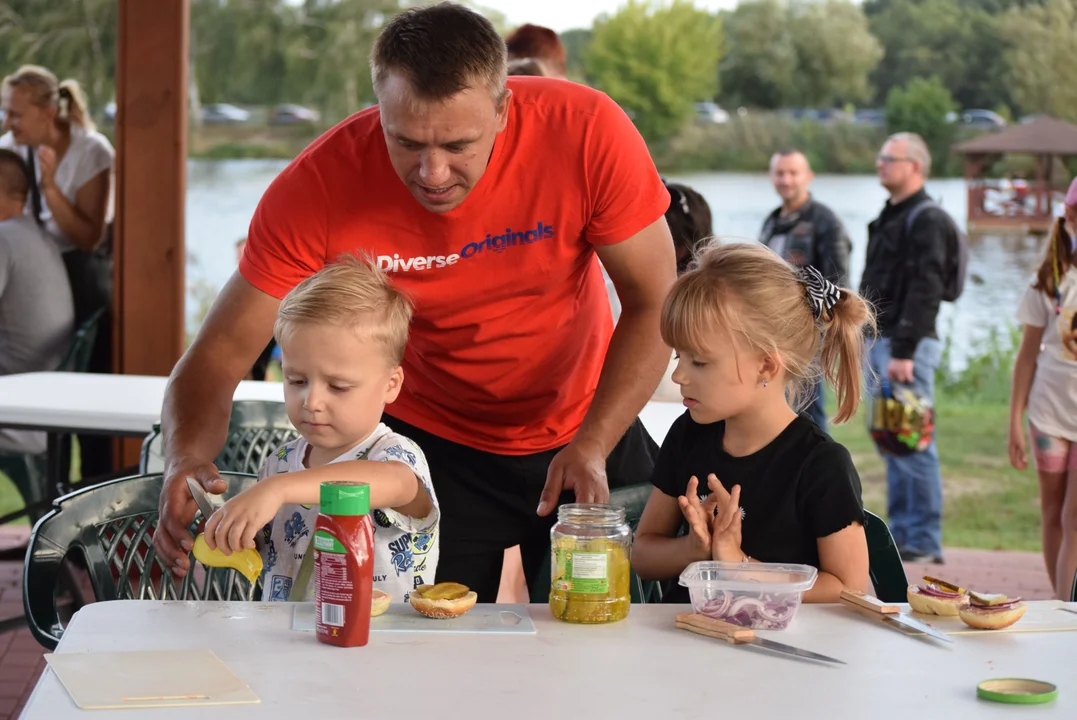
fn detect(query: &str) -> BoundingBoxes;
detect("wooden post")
[114,0,189,467]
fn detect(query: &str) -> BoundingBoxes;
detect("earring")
[761,380,768,388]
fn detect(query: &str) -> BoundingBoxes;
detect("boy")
[204,255,439,603]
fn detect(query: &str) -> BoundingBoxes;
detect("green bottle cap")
[320,481,370,516]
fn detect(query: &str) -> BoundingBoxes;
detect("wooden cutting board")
[292,602,536,634]
[902,600,1077,636]
[44,649,259,710]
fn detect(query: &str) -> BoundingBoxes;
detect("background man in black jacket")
[860,132,948,564]
[760,148,851,431]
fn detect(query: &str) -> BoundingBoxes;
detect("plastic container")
[549,504,632,624]
[678,561,817,630]
[314,481,375,647]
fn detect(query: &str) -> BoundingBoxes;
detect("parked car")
[268,104,320,125]
[694,102,729,124]
[853,108,886,127]
[200,103,250,125]
[947,109,1007,130]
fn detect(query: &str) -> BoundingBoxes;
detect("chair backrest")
[23,471,260,650]
[864,509,908,602]
[55,306,106,373]
[529,483,663,604]
[140,400,299,475]
[1070,568,1076,603]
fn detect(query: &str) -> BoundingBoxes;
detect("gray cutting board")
[292,602,536,634]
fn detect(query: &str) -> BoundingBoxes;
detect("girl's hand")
[705,474,744,562]
[678,475,718,558]
[1008,420,1028,471]
[204,479,284,555]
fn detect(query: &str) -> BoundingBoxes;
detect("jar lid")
[320,481,370,516]
[977,679,1057,705]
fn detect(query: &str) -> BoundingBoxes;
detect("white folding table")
[18,600,1076,718]
[0,373,283,522]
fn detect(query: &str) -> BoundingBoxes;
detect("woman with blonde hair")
[1,64,115,477]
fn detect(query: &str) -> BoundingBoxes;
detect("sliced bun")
[410,583,477,619]
[907,585,964,616]
[371,589,391,617]
[958,601,1027,630]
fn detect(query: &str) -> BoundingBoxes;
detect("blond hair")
[2,65,95,132]
[275,255,413,365]
[661,243,875,424]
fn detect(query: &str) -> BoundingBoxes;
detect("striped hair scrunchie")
[799,265,841,320]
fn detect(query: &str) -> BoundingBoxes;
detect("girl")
[634,242,872,603]
[1009,179,1077,600]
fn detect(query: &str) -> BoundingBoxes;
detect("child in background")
[650,180,714,403]
[634,242,872,603]
[203,255,440,604]
[1009,179,1077,600]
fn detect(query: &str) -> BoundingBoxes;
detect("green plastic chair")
[530,482,664,604]
[140,400,298,475]
[22,471,261,650]
[1070,569,1076,603]
[864,509,908,602]
[0,307,107,526]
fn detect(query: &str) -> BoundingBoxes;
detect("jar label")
[555,550,609,594]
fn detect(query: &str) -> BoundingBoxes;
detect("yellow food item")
[191,534,263,584]
[415,582,470,601]
[371,589,391,616]
[549,536,630,624]
[410,583,477,619]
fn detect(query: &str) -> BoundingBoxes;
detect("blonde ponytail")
[818,290,875,424]
[58,80,95,132]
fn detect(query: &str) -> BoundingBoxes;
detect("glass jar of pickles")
[549,503,631,624]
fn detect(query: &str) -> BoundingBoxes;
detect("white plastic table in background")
[0,373,284,521]
[18,600,1076,718]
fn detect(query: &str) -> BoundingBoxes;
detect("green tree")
[885,75,957,161]
[865,0,1014,111]
[1002,0,1077,120]
[585,0,722,143]
[560,28,593,83]
[720,0,880,109]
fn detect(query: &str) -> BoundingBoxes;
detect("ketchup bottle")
[313,481,374,647]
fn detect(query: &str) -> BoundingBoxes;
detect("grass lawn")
[831,398,1042,552]
[0,398,1042,550]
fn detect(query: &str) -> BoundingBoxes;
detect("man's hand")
[888,358,914,384]
[678,475,719,558]
[154,461,226,576]
[537,439,609,516]
[204,478,284,555]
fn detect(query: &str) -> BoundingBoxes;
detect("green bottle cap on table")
[320,481,370,516]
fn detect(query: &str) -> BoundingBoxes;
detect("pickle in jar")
[549,536,631,624]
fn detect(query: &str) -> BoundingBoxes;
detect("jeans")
[865,337,943,557]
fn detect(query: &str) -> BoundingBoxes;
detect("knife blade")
[675,613,846,665]
[839,590,953,643]
[185,476,218,520]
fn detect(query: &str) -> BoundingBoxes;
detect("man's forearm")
[573,306,669,457]
[161,351,236,473]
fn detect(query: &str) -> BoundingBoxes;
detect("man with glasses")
[860,132,952,565]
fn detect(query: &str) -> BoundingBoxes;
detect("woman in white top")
[1,65,116,477]
[1009,177,1077,600]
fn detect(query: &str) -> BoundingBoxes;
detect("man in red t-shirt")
[155,3,676,600]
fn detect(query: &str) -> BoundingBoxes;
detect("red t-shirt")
[240,77,669,454]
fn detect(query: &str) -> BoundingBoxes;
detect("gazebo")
[952,117,1077,235]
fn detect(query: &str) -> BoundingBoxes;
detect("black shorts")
[382,413,658,602]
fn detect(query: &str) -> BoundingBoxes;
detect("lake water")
[186,160,1049,368]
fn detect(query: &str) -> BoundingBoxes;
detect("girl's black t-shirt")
[650,412,865,603]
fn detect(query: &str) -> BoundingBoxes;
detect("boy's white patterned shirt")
[256,423,439,605]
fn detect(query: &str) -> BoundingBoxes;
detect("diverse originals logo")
[376,222,555,273]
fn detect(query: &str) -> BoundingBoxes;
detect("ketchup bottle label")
[314,530,352,630]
